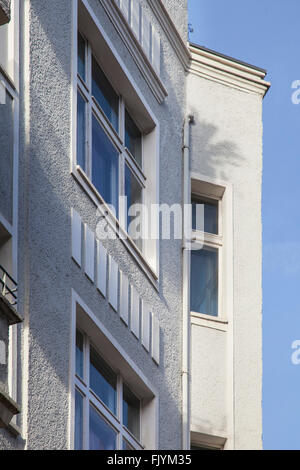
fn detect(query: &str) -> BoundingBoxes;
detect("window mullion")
[118,375,123,450]
[84,336,90,450]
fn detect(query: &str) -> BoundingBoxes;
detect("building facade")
[0,0,269,450]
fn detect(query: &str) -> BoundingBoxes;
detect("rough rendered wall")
[187,73,263,450]
[1,0,186,450]
[161,0,188,41]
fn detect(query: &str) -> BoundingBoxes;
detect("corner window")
[190,194,222,318]
[74,329,142,450]
[76,32,146,251]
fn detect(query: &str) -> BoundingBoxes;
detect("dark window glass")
[192,197,218,235]
[0,89,13,224]
[92,57,119,131]
[75,390,84,450]
[76,330,84,378]
[78,32,86,81]
[77,91,86,171]
[92,116,119,217]
[190,247,218,316]
[90,346,117,415]
[125,110,142,167]
[123,383,140,440]
[125,165,142,250]
[89,406,117,450]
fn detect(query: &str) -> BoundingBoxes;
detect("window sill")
[190,311,228,331]
[72,165,159,290]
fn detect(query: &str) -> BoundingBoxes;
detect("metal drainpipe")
[182,115,194,450]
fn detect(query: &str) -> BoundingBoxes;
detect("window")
[0,0,18,81]
[74,329,142,450]
[190,194,222,317]
[77,32,145,250]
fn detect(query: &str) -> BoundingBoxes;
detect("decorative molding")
[147,0,191,70]
[188,44,270,97]
[84,224,95,282]
[71,208,161,366]
[97,0,167,103]
[71,209,82,267]
[151,313,160,365]
[72,167,159,289]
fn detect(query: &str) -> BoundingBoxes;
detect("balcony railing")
[0,264,17,306]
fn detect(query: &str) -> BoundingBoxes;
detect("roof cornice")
[188,43,271,97]
[147,0,191,70]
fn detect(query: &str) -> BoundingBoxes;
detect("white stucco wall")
[187,51,268,449]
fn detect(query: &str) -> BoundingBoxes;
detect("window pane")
[75,390,84,450]
[123,439,134,450]
[0,88,13,224]
[125,110,142,167]
[192,197,218,235]
[89,406,117,450]
[92,116,119,217]
[123,383,140,440]
[76,330,84,379]
[0,25,8,72]
[90,347,117,415]
[78,32,86,81]
[125,165,143,250]
[92,57,119,131]
[77,91,86,171]
[190,247,218,316]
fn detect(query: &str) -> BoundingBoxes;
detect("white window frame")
[75,329,143,450]
[71,0,160,287]
[70,290,159,450]
[77,31,146,244]
[191,192,223,319]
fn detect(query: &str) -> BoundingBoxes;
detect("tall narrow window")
[77,91,86,171]
[190,194,222,317]
[78,32,86,82]
[92,116,119,217]
[125,110,142,167]
[89,346,117,415]
[76,33,146,250]
[191,247,218,316]
[74,330,143,450]
[92,57,119,132]
[123,383,140,440]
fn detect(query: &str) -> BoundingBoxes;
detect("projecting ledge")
[0,294,22,326]
[0,387,20,428]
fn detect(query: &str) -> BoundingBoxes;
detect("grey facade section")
[0,0,267,451]
[0,0,187,450]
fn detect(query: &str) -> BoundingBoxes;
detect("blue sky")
[188,0,300,450]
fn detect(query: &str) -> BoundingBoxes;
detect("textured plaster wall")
[187,73,263,449]
[191,325,227,435]
[160,0,188,41]
[0,0,187,450]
